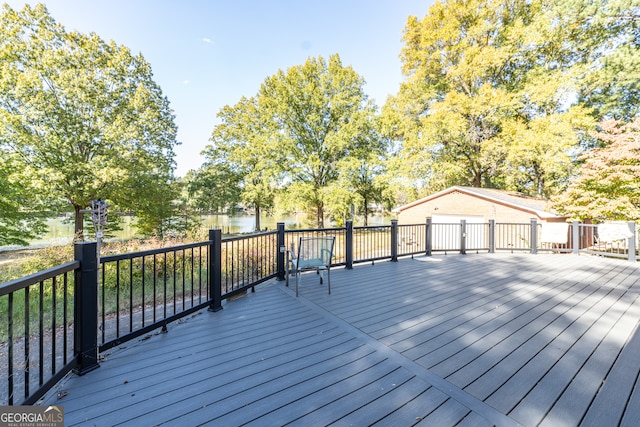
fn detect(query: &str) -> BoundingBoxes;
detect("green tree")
[331,155,390,226]
[167,177,203,240]
[185,166,242,216]
[0,4,178,239]
[0,151,48,246]
[259,54,380,227]
[552,117,640,221]
[552,0,640,120]
[385,0,593,197]
[331,113,390,225]
[131,173,182,239]
[204,96,280,231]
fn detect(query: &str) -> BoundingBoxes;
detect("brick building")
[396,186,566,225]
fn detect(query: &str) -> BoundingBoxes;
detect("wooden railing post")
[628,221,636,262]
[73,241,100,375]
[345,220,353,269]
[572,221,580,255]
[277,222,286,280]
[460,220,467,255]
[531,218,538,254]
[208,229,223,312]
[489,219,495,253]
[426,217,432,256]
[391,219,398,262]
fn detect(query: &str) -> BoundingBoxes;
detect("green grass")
[0,229,402,343]
[0,236,279,343]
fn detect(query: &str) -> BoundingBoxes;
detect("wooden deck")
[40,253,640,426]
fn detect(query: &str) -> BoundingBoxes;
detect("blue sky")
[5,0,434,176]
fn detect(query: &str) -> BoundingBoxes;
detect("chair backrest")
[296,236,335,269]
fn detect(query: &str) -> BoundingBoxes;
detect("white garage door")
[431,214,485,250]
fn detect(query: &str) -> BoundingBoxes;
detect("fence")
[98,240,211,351]
[1,218,638,405]
[0,261,78,406]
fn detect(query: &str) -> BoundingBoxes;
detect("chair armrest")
[286,249,296,265]
[285,249,294,287]
[321,248,334,265]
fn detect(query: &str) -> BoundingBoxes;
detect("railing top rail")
[0,260,79,296]
[221,230,277,243]
[101,240,210,262]
[354,225,392,230]
[285,227,346,233]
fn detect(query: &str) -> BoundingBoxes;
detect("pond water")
[7,213,389,250]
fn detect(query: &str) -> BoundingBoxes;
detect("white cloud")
[183,80,190,85]
[202,37,213,44]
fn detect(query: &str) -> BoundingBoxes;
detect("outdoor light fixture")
[90,199,109,238]
[80,199,110,303]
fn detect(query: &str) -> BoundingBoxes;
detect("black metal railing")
[396,223,426,258]
[495,222,533,252]
[3,217,639,405]
[284,227,347,265]
[221,230,279,297]
[465,222,491,253]
[0,261,78,405]
[431,222,463,253]
[99,241,211,351]
[353,225,393,263]
[98,230,282,350]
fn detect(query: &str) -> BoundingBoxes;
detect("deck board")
[581,311,640,426]
[39,253,640,426]
[338,377,444,426]
[444,265,634,383]
[621,376,640,427]
[165,351,393,426]
[500,265,640,426]
[536,272,640,427]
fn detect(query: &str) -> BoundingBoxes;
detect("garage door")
[431,214,485,251]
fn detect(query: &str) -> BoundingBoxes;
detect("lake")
[10,213,388,249]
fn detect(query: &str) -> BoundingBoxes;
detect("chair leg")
[295,271,299,297]
[327,268,331,295]
[286,265,289,287]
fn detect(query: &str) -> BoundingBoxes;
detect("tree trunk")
[74,204,84,241]
[363,197,369,226]
[254,204,261,231]
[534,163,545,198]
[317,203,324,228]
[472,171,482,187]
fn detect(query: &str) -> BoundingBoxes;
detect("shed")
[396,186,565,225]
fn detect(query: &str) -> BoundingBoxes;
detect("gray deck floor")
[40,253,640,426]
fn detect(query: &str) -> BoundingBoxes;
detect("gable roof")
[395,186,562,219]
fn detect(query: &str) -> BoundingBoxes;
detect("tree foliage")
[553,0,640,120]
[184,166,242,216]
[203,96,280,231]
[0,151,48,246]
[260,55,383,227]
[552,117,640,221]
[330,114,391,225]
[383,0,637,198]
[0,4,178,240]
[199,54,387,228]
